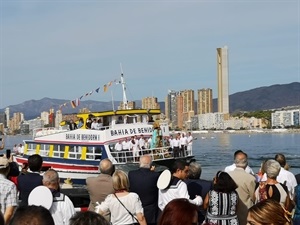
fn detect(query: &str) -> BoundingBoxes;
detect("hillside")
[1,82,299,119]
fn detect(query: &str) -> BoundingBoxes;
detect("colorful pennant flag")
[70,98,80,108]
[104,84,108,92]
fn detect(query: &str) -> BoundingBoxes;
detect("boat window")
[94,146,102,160]
[85,146,102,160]
[103,116,109,127]
[68,146,76,159]
[53,145,64,158]
[116,116,123,124]
[27,143,37,155]
[40,144,49,157]
[126,116,134,124]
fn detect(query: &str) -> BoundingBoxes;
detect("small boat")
[14,73,194,184]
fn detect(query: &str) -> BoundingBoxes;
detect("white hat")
[28,186,53,210]
[157,169,171,190]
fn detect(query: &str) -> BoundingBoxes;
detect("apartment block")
[197,88,213,114]
[142,97,160,109]
[272,109,300,127]
[9,112,24,132]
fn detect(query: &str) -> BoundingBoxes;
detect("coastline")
[191,129,300,134]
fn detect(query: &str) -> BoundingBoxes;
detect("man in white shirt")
[18,144,24,155]
[158,159,202,211]
[96,119,103,130]
[186,132,193,156]
[91,119,98,130]
[172,135,180,158]
[114,140,123,162]
[122,138,132,162]
[179,134,188,157]
[138,135,146,150]
[224,150,255,175]
[275,153,297,198]
[138,134,146,155]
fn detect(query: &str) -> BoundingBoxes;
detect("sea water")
[1,133,300,180]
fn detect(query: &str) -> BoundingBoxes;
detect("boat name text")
[65,134,100,141]
[110,127,153,136]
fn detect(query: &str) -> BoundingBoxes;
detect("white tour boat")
[14,74,194,184]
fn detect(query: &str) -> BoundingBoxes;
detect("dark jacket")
[128,168,160,225]
[185,178,213,224]
[17,172,43,206]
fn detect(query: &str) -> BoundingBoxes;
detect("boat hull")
[14,154,195,185]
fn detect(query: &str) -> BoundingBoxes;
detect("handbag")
[114,193,139,225]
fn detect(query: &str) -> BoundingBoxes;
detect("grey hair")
[43,169,59,184]
[139,155,152,169]
[234,157,248,168]
[188,161,202,179]
[264,159,281,179]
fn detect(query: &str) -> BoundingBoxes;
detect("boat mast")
[120,64,128,109]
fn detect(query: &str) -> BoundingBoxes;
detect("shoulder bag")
[114,193,139,225]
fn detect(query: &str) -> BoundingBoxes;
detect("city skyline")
[1,2,299,108]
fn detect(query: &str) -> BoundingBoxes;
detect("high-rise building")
[142,97,160,109]
[176,95,184,129]
[9,112,24,132]
[181,89,195,128]
[197,88,213,114]
[165,89,195,129]
[217,46,229,114]
[5,108,9,127]
[165,90,179,128]
[41,111,50,125]
[55,110,63,128]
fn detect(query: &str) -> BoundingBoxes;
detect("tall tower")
[165,90,179,128]
[217,46,229,114]
[198,88,213,114]
[5,107,10,128]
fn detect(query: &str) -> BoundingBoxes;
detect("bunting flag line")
[58,77,120,110]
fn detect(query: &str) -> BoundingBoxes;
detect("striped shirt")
[0,174,18,215]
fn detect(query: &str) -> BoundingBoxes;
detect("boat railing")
[110,146,193,164]
[33,127,69,138]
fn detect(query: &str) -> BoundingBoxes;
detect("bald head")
[139,155,152,169]
[99,159,115,175]
[234,152,248,169]
[43,169,59,190]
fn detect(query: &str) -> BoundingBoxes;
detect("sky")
[0,0,299,109]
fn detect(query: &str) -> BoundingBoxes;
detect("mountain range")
[1,82,299,120]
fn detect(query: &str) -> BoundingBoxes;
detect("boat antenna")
[111,90,115,111]
[120,63,128,109]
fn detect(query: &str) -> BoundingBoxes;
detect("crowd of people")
[111,132,194,163]
[0,149,300,225]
